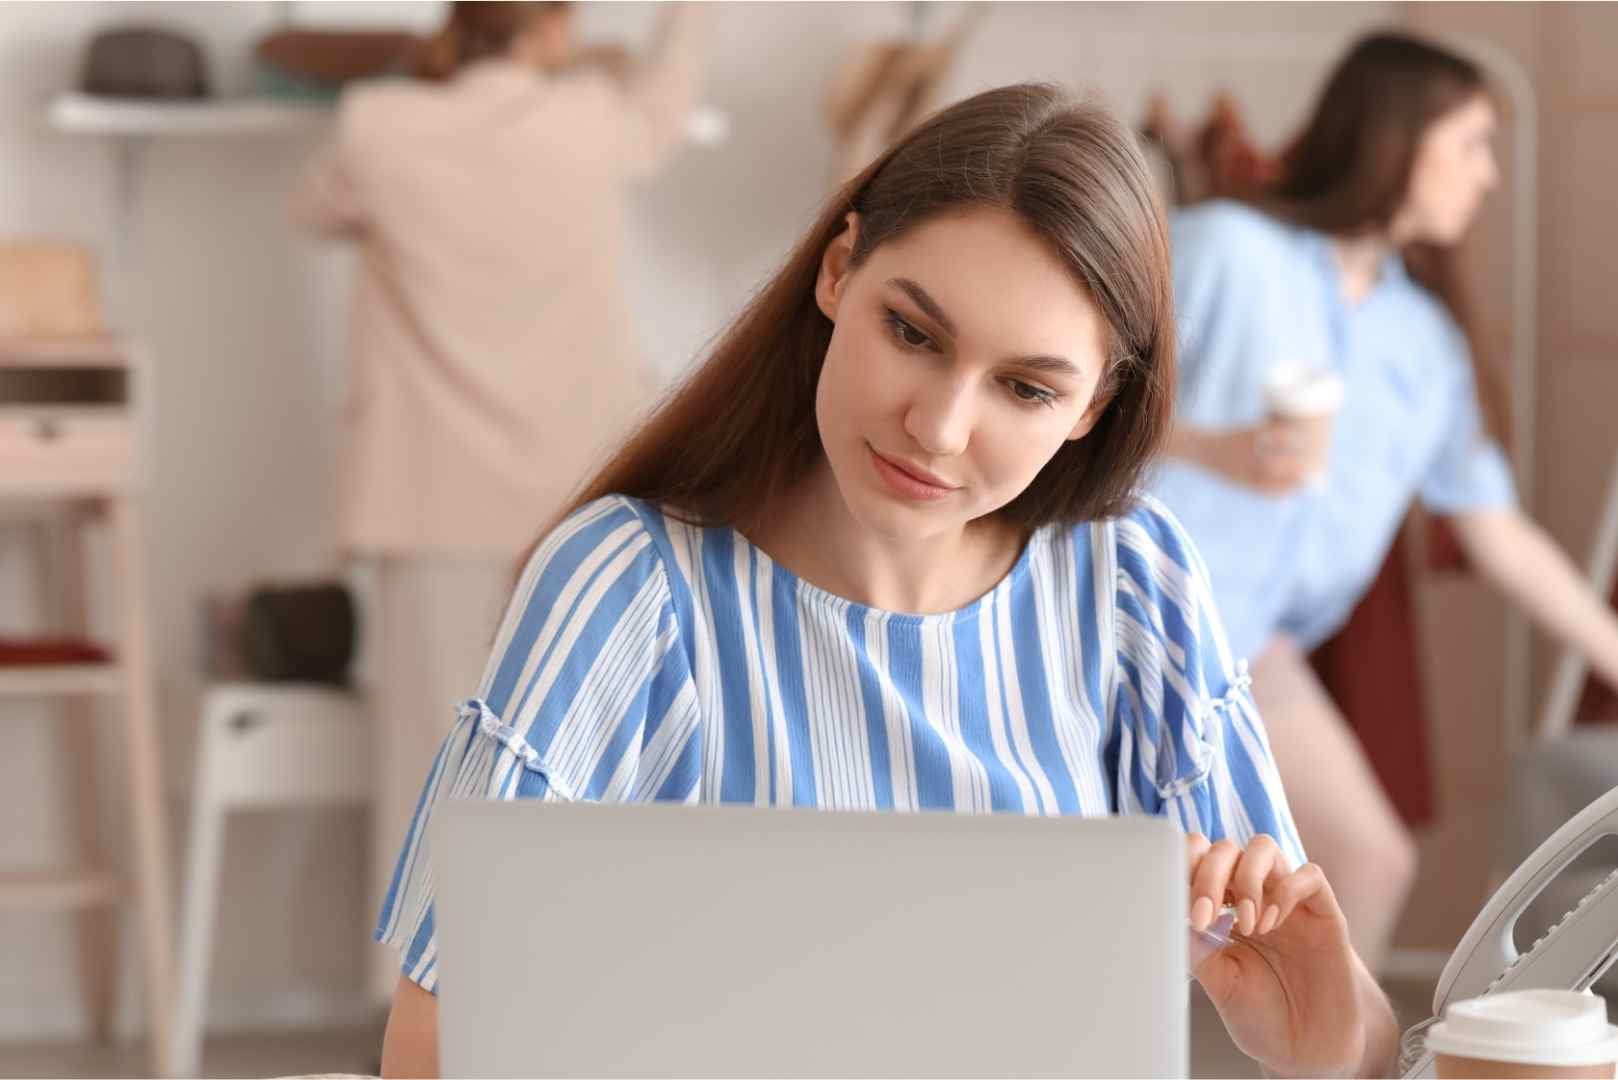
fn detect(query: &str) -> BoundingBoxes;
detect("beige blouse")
[293,6,704,558]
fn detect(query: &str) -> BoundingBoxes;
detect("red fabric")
[1309,528,1438,826]
[1425,512,1474,573]
[0,638,111,665]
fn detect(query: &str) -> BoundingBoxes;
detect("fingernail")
[1258,904,1280,935]
[1237,898,1256,936]
[1192,896,1214,931]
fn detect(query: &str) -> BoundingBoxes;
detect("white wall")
[0,0,1394,1044]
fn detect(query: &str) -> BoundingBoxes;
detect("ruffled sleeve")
[373,497,701,991]
[1111,495,1307,868]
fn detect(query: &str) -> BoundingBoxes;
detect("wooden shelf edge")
[0,662,124,698]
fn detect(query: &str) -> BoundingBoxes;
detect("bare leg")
[1250,634,1418,973]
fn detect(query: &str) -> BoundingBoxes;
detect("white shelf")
[0,663,124,698]
[0,869,121,911]
[48,92,329,138]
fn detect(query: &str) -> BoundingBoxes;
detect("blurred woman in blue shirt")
[1153,33,1618,971]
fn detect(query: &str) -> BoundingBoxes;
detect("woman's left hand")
[1186,833,1392,1077]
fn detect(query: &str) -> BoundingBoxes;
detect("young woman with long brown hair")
[374,82,1397,1078]
[1154,31,1618,973]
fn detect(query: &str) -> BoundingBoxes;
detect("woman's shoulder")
[516,495,676,590]
[1095,493,1201,559]
[529,496,722,603]
[335,74,444,120]
[1103,496,1230,671]
[1171,199,1311,267]
[329,75,457,155]
[1042,496,1208,597]
[1098,494,1212,606]
[539,494,677,552]
[1385,261,1468,351]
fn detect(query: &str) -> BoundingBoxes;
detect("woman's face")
[1399,94,1499,246]
[812,206,1109,543]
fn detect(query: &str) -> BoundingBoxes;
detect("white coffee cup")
[1425,990,1618,1079]
[1261,363,1344,491]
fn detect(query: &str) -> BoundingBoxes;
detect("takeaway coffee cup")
[1426,989,1618,1079]
[1260,362,1344,490]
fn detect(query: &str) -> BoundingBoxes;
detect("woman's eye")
[887,312,932,349]
[1009,380,1056,406]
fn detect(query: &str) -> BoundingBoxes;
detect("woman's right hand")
[1187,833,1397,1078]
[1170,420,1329,495]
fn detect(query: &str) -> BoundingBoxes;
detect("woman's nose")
[903,383,974,458]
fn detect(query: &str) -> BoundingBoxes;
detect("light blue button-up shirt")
[1149,200,1517,661]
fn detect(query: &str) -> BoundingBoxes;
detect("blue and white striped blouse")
[376,493,1306,992]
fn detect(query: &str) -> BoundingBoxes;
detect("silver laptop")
[435,800,1188,1078]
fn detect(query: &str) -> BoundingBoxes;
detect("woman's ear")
[815,212,861,322]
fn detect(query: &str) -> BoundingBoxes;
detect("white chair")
[168,683,370,1078]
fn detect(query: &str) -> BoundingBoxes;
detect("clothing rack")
[1536,445,1618,739]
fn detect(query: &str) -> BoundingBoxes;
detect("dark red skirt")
[1308,526,1437,827]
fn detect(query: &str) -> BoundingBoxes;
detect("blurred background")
[0,1,1614,1076]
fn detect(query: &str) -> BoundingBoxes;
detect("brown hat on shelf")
[81,26,210,99]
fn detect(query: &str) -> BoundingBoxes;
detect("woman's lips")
[868,444,957,501]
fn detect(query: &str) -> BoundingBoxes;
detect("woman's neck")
[1329,232,1392,305]
[750,461,1024,615]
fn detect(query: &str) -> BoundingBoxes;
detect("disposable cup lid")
[1425,990,1618,1068]
[1263,363,1344,417]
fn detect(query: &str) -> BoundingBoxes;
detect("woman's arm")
[611,4,708,177]
[1168,419,1328,495]
[381,974,440,1079]
[1348,951,1401,1079]
[1449,507,1618,690]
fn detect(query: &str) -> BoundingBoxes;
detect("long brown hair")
[416,1,569,81]
[545,82,1175,550]
[1269,31,1507,440]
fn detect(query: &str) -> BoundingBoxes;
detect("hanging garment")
[822,8,982,188]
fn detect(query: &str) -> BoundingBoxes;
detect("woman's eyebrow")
[887,275,1083,378]
[1012,355,1084,379]
[887,277,957,338]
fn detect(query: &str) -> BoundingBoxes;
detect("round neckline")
[728,522,1048,628]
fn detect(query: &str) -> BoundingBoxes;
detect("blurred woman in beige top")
[293,0,705,1003]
